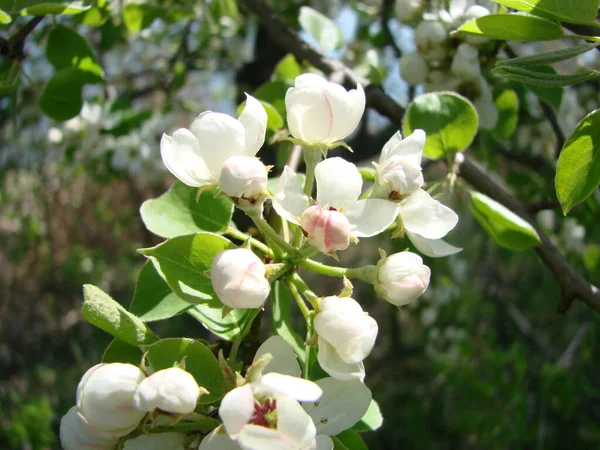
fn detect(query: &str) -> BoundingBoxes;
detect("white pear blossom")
[210,248,271,309]
[60,406,118,450]
[76,363,147,438]
[376,252,431,306]
[451,43,481,81]
[285,74,365,145]
[414,20,448,63]
[314,296,378,382]
[160,94,267,189]
[273,157,399,255]
[133,367,205,415]
[395,0,424,23]
[219,155,269,201]
[123,432,185,450]
[399,51,429,86]
[372,132,461,258]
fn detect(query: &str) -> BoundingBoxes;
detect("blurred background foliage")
[1,0,600,448]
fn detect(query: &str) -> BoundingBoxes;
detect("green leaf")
[82,284,159,346]
[458,13,563,41]
[0,60,20,96]
[403,92,478,160]
[352,400,383,432]
[0,7,11,22]
[469,192,541,250]
[272,281,305,360]
[139,233,235,304]
[273,54,302,84]
[496,42,600,69]
[333,430,369,450]
[493,65,600,87]
[298,6,345,51]
[20,2,90,15]
[493,89,519,140]
[102,339,143,365]
[39,68,88,121]
[188,304,259,341]
[140,183,233,239]
[142,338,227,404]
[556,108,600,214]
[130,261,193,322]
[492,0,599,25]
[46,25,104,80]
[522,66,563,110]
[122,3,162,34]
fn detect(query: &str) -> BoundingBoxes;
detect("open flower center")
[250,399,277,428]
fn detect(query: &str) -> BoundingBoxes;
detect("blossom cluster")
[397,0,499,128]
[61,72,460,449]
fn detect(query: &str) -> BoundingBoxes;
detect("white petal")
[344,199,399,238]
[124,432,185,450]
[219,385,255,437]
[189,111,246,175]
[406,231,462,257]
[237,425,294,450]
[272,166,310,225]
[295,73,330,89]
[302,378,372,436]
[199,427,241,450]
[276,395,317,449]
[160,130,215,187]
[315,158,362,208]
[325,83,365,143]
[450,0,473,18]
[475,79,499,130]
[316,435,334,450]
[379,130,425,167]
[254,373,322,402]
[239,94,268,156]
[399,189,458,239]
[253,336,302,378]
[285,86,334,144]
[317,337,365,382]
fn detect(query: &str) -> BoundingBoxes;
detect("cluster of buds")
[397,0,499,128]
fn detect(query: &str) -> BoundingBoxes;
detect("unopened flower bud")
[314,296,378,365]
[133,367,204,415]
[219,155,268,201]
[76,363,147,438]
[300,205,352,254]
[395,0,424,23]
[124,432,185,450]
[60,406,118,450]
[399,52,429,86]
[210,248,270,309]
[415,21,448,62]
[376,252,431,306]
[451,43,481,80]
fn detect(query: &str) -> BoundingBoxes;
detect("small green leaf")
[140,183,234,239]
[333,430,369,450]
[82,284,159,346]
[522,66,563,110]
[556,109,600,214]
[496,42,600,69]
[130,261,193,322]
[469,192,541,250]
[272,281,305,360]
[143,338,227,404]
[139,233,235,305]
[46,25,104,80]
[403,92,478,160]
[492,0,599,25]
[299,6,345,51]
[102,339,143,365]
[458,13,563,41]
[352,400,383,432]
[493,89,519,140]
[0,7,11,22]
[122,3,162,34]
[188,304,259,341]
[20,2,90,15]
[493,65,599,87]
[273,54,302,84]
[39,68,88,120]
[0,60,20,96]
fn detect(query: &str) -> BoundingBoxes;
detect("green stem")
[247,210,298,256]
[148,415,221,434]
[302,147,322,197]
[285,276,314,379]
[228,339,241,369]
[226,226,273,257]
[297,259,376,284]
[284,276,311,320]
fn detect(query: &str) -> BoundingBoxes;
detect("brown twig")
[240,0,600,314]
[2,16,45,60]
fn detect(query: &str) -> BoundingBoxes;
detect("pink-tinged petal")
[276,395,317,449]
[272,166,310,225]
[344,199,399,238]
[285,87,334,144]
[379,130,425,167]
[160,130,215,187]
[302,378,372,436]
[253,373,322,402]
[253,336,302,378]
[324,83,365,143]
[406,231,463,258]
[315,158,362,208]
[239,94,268,156]
[399,189,458,239]
[199,427,241,450]
[316,435,334,450]
[317,337,365,382]
[189,111,246,175]
[219,385,255,437]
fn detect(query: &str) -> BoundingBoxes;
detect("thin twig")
[3,16,45,60]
